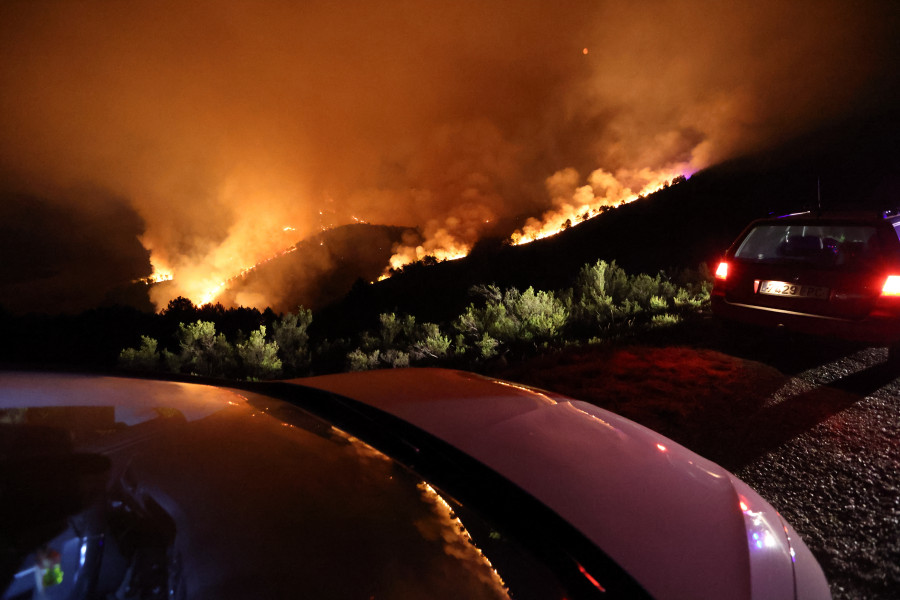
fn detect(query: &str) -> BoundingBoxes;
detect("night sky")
[1,0,897,313]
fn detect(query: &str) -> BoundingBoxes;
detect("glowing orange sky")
[0,0,897,312]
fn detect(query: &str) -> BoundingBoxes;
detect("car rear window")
[734,223,882,269]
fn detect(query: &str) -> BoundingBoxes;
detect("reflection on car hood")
[0,372,511,600]
[296,368,753,600]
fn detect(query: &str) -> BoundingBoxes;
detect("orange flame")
[510,166,689,245]
[195,245,298,307]
[377,164,691,281]
[379,218,474,280]
[152,165,691,307]
[146,226,301,309]
[382,239,471,278]
[133,257,174,285]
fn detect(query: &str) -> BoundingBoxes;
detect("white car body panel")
[298,368,830,600]
[0,369,831,600]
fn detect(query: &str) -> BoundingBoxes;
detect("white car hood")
[297,368,756,600]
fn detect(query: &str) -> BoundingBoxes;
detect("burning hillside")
[212,223,408,313]
[0,1,897,314]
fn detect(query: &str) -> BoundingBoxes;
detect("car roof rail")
[771,210,811,219]
[765,207,900,221]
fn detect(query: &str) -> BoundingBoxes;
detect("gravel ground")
[734,347,900,600]
[497,323,900,600]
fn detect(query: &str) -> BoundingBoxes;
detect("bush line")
[119,260,713,379]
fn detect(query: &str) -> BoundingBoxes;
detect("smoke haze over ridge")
[1,0,897,312]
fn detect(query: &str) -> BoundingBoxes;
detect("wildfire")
[134,270,173,285]
[378,164,691,280]
[133,257,174,285]
[142,225,302,309]
[195,245,298,306]
[147,165,691,309]
[379,241,471,280]
[510,166,689,245]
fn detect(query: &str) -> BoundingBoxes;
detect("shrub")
[651,313,682,327]
[571,260,702,336]
[673,288,703,310]
[454,285,568,360]
[410,322,452,361]
[347,313,450,370]
[348,348,380,371]
[236,325,282,380]
[176,320,233,377]
[273,308,313,376]
[649,295,669,313]
[118,335,160,371]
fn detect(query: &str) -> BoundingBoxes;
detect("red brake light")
[715,261,729,280]
[882,275,900,296]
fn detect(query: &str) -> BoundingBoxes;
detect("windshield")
[734,223,882,269]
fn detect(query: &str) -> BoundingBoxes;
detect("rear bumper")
[711,295,900,346]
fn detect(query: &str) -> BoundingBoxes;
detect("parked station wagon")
[712,209,900,362]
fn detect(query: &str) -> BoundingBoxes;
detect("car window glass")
[735,223,881,268]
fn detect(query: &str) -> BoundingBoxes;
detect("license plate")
[757,280,829,299]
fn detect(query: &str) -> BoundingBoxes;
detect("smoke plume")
[0,0,896,312]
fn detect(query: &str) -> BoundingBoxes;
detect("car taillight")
[881,275,900,296]
[715,261,729,280]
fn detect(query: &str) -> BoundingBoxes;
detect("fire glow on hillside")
[148,162,692,304]
[2,1,896,314]
[147,242,301,308]
[373,164,692,284]
[508,166,690,246]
